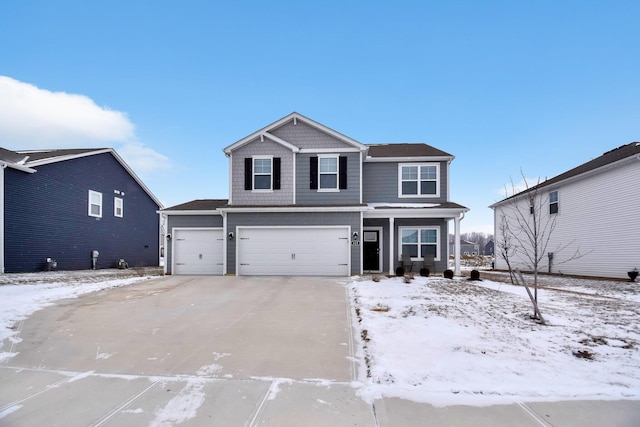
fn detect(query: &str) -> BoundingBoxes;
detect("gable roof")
[492,142,640,206]
[223,112,368,154]
[366,143,454,160]
[1,146,163,208]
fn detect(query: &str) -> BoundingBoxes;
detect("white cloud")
[0,76,171,175]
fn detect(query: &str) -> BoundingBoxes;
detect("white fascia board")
[262,132,300,152]
[292,112,368,151]
[0,161,36,173]
[364,156,454,162]
[364,207,469,219]
[219,206,369,213]
[157,210,222,216]
[108,150,164,209]
[23,148,113,167]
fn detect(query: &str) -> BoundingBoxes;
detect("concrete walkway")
[1,275,638,426]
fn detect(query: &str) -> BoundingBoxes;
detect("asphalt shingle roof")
[367,143,453,158]
[162,199,229,211]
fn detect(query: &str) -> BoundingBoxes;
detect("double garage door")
[172,227,351,276]
[237,227,350,276]
[173,228,224,275]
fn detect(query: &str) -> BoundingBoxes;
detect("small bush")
[419,267,430,277]
[469,269,481,281]
[395,266,405,276]
[443,269,454,279]
[404,273,415,283]
[372,275,381,282]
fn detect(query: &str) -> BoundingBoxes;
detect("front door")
[363,229,381,272]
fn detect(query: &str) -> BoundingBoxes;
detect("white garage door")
[237,227,350,276]
[173,228,224,275]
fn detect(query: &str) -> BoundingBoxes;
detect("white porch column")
[454,213,462,276]
[389,217,395,275]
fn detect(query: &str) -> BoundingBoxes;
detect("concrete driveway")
[0,275,372,426]
[1,275,638,426]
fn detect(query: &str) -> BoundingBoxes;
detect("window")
[400,227,438,260]
[253,157,272,190]
[319,156,338,190]
[88,190,102,218]
[399,164,439,197]
[114,197,123,217]
[549,191,559,214]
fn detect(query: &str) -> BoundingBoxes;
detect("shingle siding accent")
[296,153,360,204]
[362,161,448,203]
[270,120,352,149]
[4,153,159,272]
[165,215,223,274]
[231,139,293,205]
[226,211,361,275]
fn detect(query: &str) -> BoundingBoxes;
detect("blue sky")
[1,0,638,234]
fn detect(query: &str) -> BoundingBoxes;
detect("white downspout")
[221,210,227,275]
[454,211,465,276]
[389,217,395,275]
[0,165,4,273]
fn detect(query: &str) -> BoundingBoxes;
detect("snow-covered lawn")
[350,274,640,406]
[0,272,154,362]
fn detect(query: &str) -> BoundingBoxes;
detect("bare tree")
[499,173,583,319]
[495,212,516,284]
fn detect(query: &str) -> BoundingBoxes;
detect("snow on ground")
[0,270,156,360]
[350,274,640,406]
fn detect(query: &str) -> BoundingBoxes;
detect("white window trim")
[549,190,559,214]
[114,197,124,218]
[88,190,102,218]
[398,226,440,261]
[398,163,440,198]
[252,155,273,192]
[318,154,339,192]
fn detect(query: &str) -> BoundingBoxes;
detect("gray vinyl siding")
[362,161,449,203]
[296,152,360,204]
[226,211,361,275]
[270,120,352,149]
[165,214,222,274]
[231,139,294,205]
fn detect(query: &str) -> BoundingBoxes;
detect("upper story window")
[244,157,281,191]
[253,157,272,190]
[114,197,124,217]
[399,164,439,197]
[88,190,102,218]
[310,156,348,190]
[549,190,559,214]
[319,155,338,190]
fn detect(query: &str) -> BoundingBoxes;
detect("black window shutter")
[273,158,281,190]
[310,157,318,189]
[244,158,252,190]
[339,156,348,189]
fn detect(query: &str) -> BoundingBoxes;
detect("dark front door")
[363,230,380,271]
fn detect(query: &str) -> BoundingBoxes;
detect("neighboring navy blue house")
[0,147,163,273]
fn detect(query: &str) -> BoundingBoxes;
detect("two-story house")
[1,147,162,273]
[161,112,469,276]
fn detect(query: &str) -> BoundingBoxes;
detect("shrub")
[443,269,454,279]
[419,267,430,277]
[469,269,481,281]
[372,275,381,282]
[395,266,405,276]
[404,273,415,283]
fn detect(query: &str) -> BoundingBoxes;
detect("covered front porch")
[362,203,469,276]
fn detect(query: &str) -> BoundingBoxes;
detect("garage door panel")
[174,229,224,275]
[237,227,350,276]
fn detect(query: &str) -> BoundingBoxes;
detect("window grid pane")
[319,157,337,173]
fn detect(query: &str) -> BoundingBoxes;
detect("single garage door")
[173,228,224,275]
[237,227,350,276]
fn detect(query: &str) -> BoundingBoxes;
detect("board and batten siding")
[4,153,160,272]
[493,159,640,279]
[362,161,449,204]
[295,152,361,205]
[230,139,294,206]
[226,211,361,275]
[165,214,223,274]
